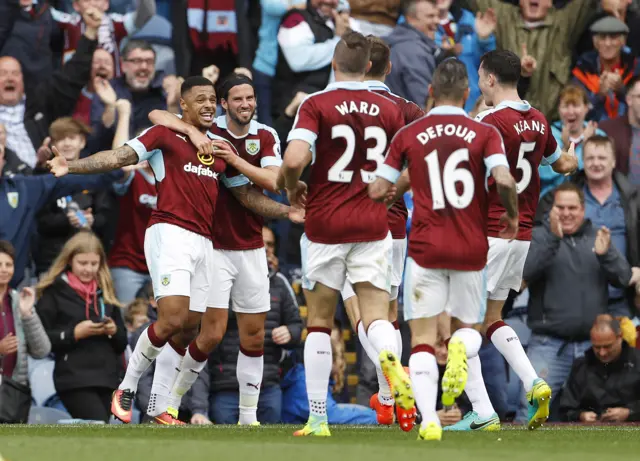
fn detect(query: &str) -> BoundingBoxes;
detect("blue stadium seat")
[28,358,57,407]
[28,407,71,424]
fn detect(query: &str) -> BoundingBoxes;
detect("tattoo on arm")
[493,165,518,218]
[231,185,289,219]
[68,145,138,174]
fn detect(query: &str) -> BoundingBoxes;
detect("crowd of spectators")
[0,0,640,426]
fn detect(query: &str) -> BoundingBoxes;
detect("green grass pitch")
[1,425,639,461]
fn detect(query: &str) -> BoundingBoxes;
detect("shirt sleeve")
[287,97,319,147]
[483,127,509,171]
[260,128,283,168]
[377,132,406,184]
[125,126,163,162]
[221,169,250,188]
[112,170,136,196]
[541,130,561,166]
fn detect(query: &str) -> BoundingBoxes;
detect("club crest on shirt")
[161,274,171,286]
[245,139,260,156]
[197,152,215,166]
[7,192,18,209]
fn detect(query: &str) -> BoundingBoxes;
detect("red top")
[108,170,157,273]
[288,82,404,244]
[72,89,93,126]
[477,101,559,241]
[211,117,282,251]
[125,125,247,239]
[0,293,16,378]
[367,81,425,239]
[51,9,129,75]
[379,106,509,271]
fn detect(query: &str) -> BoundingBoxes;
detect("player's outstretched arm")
[229,184,304,223]
[551,142,578,175]
[47,145,137,177]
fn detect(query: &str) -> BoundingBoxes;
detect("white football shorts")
[486,238,531,301]
[144,223,214,313]
[207,247,270,313]
[302,232,392,294]
[403,257,486,324]
[340,237,406,302]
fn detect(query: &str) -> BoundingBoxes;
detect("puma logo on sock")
[246,383,260,390]
[141,353,153,362]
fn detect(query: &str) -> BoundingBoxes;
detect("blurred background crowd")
[1,0,640,427]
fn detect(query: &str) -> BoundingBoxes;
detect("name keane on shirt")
[513,119,545,136]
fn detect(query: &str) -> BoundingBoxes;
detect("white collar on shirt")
[428,105,468,117]
[215,115,259,137]
[494,100,532,113]
[364,80,391,93]
[326,81,368,91]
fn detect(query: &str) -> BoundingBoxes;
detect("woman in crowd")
[36,231,127,422]
[540,84,605,197]
[0,241,51,423]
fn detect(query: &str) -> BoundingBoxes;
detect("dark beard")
[229,109,255,126]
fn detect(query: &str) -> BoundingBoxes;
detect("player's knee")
[240,324,265,350]
[177,324,199,346]
[198,328,225,353]
[155,312,187,338]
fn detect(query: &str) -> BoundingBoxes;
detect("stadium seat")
[29,359,57,407]
[28,407,71,425]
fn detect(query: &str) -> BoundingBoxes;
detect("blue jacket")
[253,0,290,77]
[433,8,495,112]
[539,121,606,197]
[0,172,122,287]
[281,363,377,425]
[385,22,440,109]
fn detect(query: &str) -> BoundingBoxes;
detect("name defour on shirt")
[417,123,477,145]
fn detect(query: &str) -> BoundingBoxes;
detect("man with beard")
[148,73,285,426]
[90,40,167,151]
[48,75,303,425]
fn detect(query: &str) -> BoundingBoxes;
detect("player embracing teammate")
[48,76,303,425]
